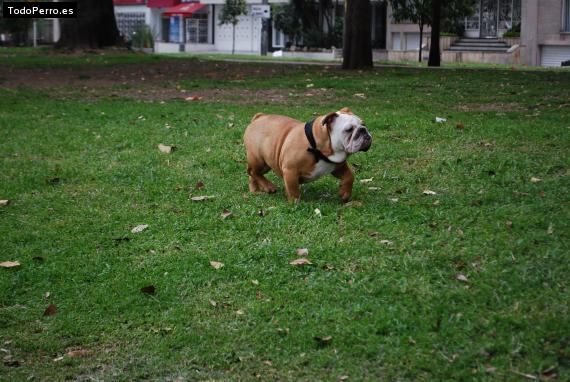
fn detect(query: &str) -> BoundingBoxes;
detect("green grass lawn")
[1,50,569,381]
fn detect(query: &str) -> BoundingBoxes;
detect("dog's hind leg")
[247,155,277,194]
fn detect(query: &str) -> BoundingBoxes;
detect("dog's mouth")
[347,128,372,153]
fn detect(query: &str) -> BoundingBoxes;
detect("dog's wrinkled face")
[326,110,372,154]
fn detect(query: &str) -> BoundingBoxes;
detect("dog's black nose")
[361,133,372,152]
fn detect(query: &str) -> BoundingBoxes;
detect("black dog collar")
[304,119,345,165]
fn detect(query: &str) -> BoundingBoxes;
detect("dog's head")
[322,107,372,154]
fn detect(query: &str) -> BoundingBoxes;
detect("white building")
[114,0,286,54]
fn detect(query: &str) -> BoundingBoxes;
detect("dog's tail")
[251,113,265,122]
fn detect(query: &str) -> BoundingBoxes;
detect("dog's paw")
[264,184,277,193]
[339,192,351,204]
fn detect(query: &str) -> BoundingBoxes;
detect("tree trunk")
[232,24,236,54]
[56,0,122,49]
[428,0,442,67]
[342,0,373,70]
[418,22,423,63]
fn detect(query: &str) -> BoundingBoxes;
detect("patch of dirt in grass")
[456,102,522,112]
[1,58,339,105]
[118,86,337,105]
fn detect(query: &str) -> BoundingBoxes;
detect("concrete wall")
[213,5,261,53]
[281,50,340,60]
[442,50,520,65]
[521,0,570,65]
[155,41,182,53]
[386,4,433,51]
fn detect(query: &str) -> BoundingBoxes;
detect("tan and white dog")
[243,107,372,202]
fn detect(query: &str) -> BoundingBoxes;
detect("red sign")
[147,0,181,7]
[113,0,146,5]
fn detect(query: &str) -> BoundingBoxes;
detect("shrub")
[131,24,154,49]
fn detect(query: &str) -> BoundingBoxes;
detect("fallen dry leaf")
[344,200,363,207]
[514,191,530,197]
[140,285,156,295]
[236,309,244,315]
[0,200,10,206]
[0,261,20,268]
[389,198,399,202]
[510,370,538,380]
[53,356,64,362]
[368,231,379,237]
[220,209,232,219]
[456,274,469,283]
[368,187,380,191]
[296,248,309,256]
[506,220,513,228]
[456,121,465,129]
[540,365,558,380]
[360,178,373,183]
[195,181,205,190]
[185,95,202,101]
[46,177,60,185]
[262,360,273,366]
[131,224,148,234]
[190,195,215,201]
[314,208,322,217]
[210,261,224,269]
[530,177,542,183]
[209,299,217,307]
[3,359,20,367]
[314,335,332,348]
[290,258,313,266]
[43,304,57,316]
[158,144,175,154]
[67,349,89,358]
[251,279,259,286]
[379,240,393,245]
[423,190,437,195]
[353,93,366,99]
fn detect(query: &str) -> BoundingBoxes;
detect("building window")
[392,33,401,50]
[272,21,284,48]
[564,0,570,32]
[464,5,480,31]
[115,12,146,40]
[186,14,208,43]
[499,0,521,30]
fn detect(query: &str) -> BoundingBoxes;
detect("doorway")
[480,0,498,38]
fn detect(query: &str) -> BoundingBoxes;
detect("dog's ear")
[339,107,353,114]
[322,112,338,129]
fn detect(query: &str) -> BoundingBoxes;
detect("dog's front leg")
[332,163,354,203]
[283,169,301,202]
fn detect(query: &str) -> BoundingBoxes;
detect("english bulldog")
[243,107,372,202]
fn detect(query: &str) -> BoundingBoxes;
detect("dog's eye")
[346,127,354,133]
